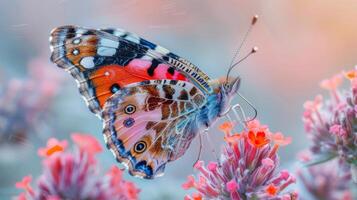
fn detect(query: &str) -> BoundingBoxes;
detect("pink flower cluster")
[15,133,140,200]
[0,58,62,145]
[302,69,357,181]
[182,120,297,200]
[297,160,352,200]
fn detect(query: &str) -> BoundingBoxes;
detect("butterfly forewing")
[50,26,212,116]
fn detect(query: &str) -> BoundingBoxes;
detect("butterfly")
[49,25,244,179]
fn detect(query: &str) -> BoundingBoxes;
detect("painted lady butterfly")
[49,25,251,179]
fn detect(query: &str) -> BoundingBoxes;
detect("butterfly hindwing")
[102,80,206,179]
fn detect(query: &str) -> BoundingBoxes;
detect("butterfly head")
[221,76,241,96]
[210,77,241,116]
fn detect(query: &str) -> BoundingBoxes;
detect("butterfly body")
[50,26,240,179]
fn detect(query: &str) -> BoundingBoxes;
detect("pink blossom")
[15,175,34,197]
[226,180,239,192]
[38,138,68,157]
[320,74,343,91]
[183,120,297,199]
[329,124,347,137]
[182,175,195,190]
[0,60,62,145]
[298,161,352,200]
[15,134,140,200]
[271,132,292,146]
[302,69,357,182]
[71,133,102,155]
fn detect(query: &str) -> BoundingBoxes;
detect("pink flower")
[320,74,343,91]
[329,124,347,137]
[246,119,268,132]
[16,193,27,200]
[15,134,140,200]
[297,150,312,162]
[0,57,63,146]
[104,166,140,200]
[184,193,203,200]
[298,161,352,200]
[183,120,297,199]
[38,138,68,157]
[303,95,323,113]
[71,133,102,155]
[15,176,34,197]
[302,68,357,181]
[226,180,239,192]
[271,132,292,146]
[224,133,242,144]
[182,175,196,190]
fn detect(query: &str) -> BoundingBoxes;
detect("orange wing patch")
[90,65,147,107]
[90,59,190,108]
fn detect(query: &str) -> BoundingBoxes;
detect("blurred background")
[1,0,357,199]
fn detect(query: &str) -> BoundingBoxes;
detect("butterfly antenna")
[226,15,259,83]
[237,91,258,122]
[193,133,203,167]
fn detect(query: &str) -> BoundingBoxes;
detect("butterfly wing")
[102,79,206,179]
[98,27,213,93]
[50,26,212,117]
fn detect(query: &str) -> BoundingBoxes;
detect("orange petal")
[224,134,242,143]
[219,121,234,133]
[266,184,278,196]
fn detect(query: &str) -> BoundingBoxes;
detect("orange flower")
[265,184,278,196]
[246,120,268,132]
[268,132,292,158]
[248,131,270,148]
[192,193,203,200]
[344,69,357,80]
[184,193,203,200]
[219,121,234,135]
[271,132,292,146]
[224,133,242,144]
[38,138,68,157]
[71,133,102,155]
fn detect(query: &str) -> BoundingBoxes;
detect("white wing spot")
[72,49,79,55]
[125,34,140,44]
[80,57,95,69]
[72,38,81,44]
[97,47,116,56]
[155,45,170,54]
[99,38,119,48]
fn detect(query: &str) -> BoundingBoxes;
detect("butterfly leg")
[192,133,203,167]
[223,103,248,131]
